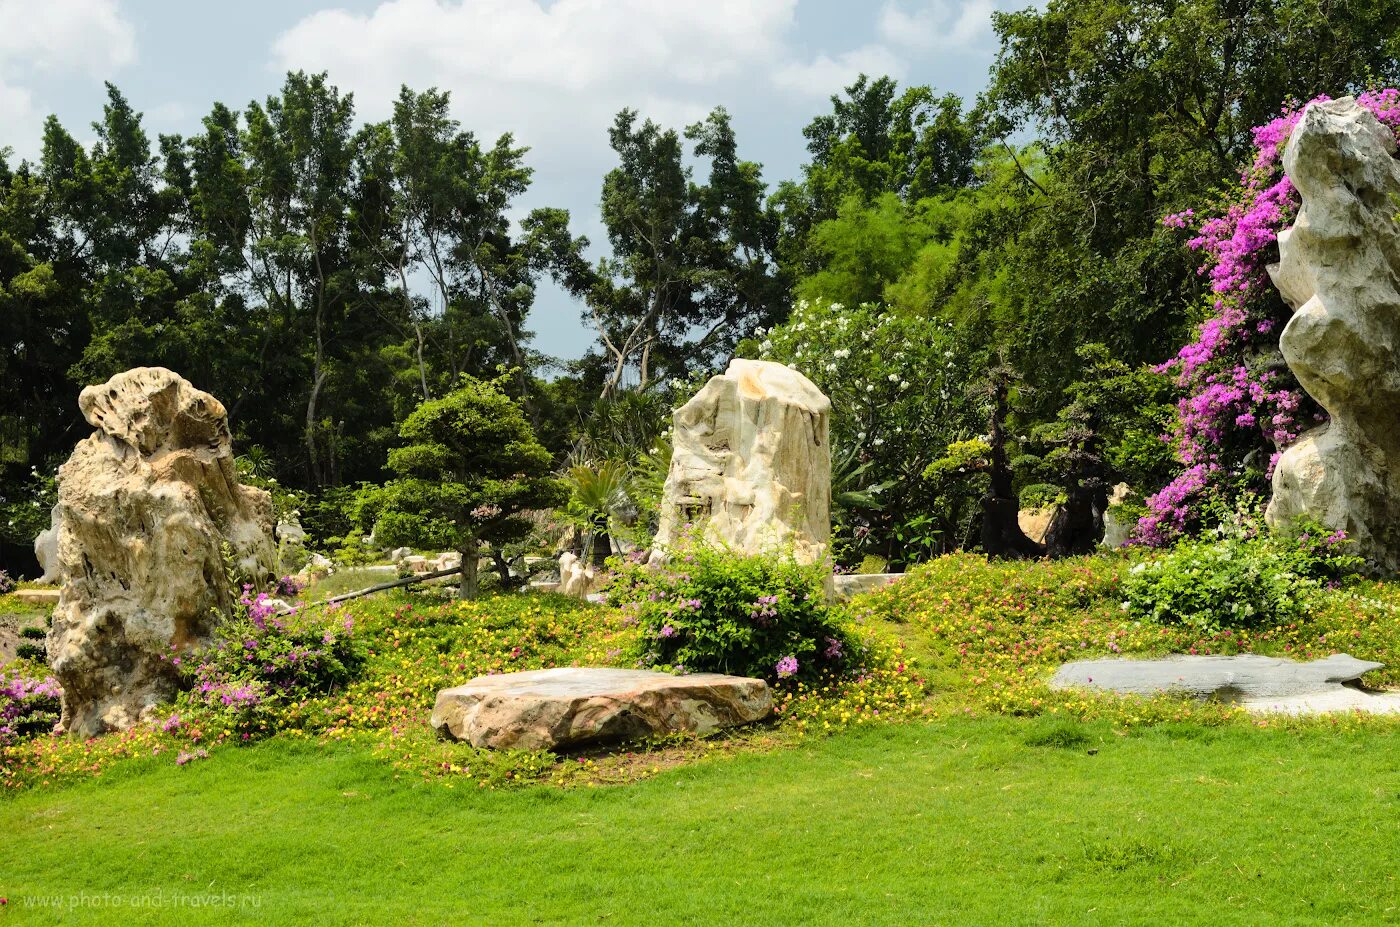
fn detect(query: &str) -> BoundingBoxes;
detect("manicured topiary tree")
[371,374,566,599]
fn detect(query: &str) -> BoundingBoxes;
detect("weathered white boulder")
[275,519,305,547]
[557,551,603,598]
[1266,97,1400,569]
[389,546,412,564]
[1101,483,1134,549]
[431,552,462,572]
[275,516,307,573]
[430,667,772,750]
[47,368,276,737]
[33,505,60,584]
[653,359,831,565]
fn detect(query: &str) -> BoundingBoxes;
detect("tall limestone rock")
[48,368,276,736]
[1266,97,1400,570]
[653,359,831,565]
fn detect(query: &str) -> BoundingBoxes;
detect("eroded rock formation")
[1266,97,1400,570]
[653,359,831,565]
[47,368,275,736]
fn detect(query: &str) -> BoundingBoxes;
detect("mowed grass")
[2,717,1397,926]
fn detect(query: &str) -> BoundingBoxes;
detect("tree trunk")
[305,368,327,487]
[1044,480,1108,558]
[980,376,1043,560]
[457,544,480,600]
[590,521,612,569]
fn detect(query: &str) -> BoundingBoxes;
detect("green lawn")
[2,717,1396,926]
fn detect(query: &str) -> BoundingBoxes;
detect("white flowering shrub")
[750,298,977,566]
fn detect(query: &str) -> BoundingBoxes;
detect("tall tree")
[581,107,780,396]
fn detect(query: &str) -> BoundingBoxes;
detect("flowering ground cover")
[861,552,1400,724]
[0,582,923,792]
[3,553,1400,923]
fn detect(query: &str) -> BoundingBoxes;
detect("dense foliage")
[366,373,566,597]
[1123,512,1366,631]
[607,540,855,682]
[0,669,60,747]
[3,0,1399,574]
[175,588,363,738]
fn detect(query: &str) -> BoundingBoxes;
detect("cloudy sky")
[0,0,1025,361]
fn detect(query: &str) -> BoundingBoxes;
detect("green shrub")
[176,590,363,737]
[1018,483,1066,509]
[606,541,853,682]
[1123,516,1364,632]
[15,642,46,662]
[19,625,46,640]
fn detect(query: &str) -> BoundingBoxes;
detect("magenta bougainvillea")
[1141,89,1400,546]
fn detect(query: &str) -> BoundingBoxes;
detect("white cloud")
[0,0,137,161]
[771,45,905,98]
[0,0,137,75]
[273,0,800,112]
[878,0,998,50]
[0,78,33,128]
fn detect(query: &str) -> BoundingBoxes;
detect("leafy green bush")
[1123,516,1365,632]
[15,642,46,662]
[1018,483,1066,509]
[606,541,854,682]
[176,590,363,737]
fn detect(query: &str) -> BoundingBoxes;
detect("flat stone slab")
[430,667,772,751]
[1050,653,1384,701]
[1244,688,1400,716]
[12,589,59,606]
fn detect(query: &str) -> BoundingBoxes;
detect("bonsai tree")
[371,373,566,599]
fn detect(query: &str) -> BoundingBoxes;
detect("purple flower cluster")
[775,655,799,678]
[175,748,209,766]
[0,670,62,746]
[1147,89,1400,545]
[239,585,293,631]
[274,575,303,597]
[748,594,779,625]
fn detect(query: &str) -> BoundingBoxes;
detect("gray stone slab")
[1050,653,1384,701]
